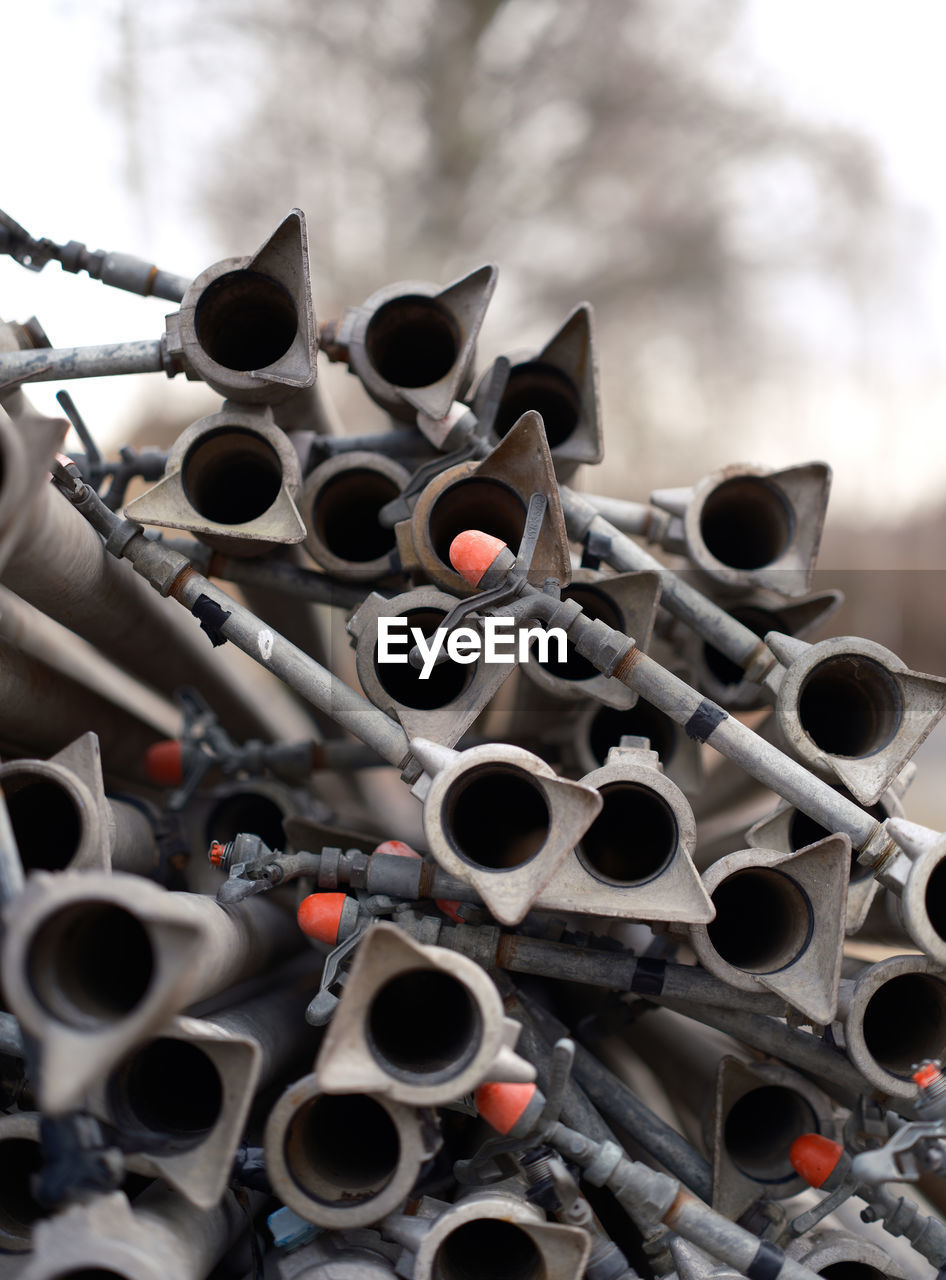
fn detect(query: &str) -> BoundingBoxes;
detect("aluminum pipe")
[164,208,317,404]
[0,414,287,743]
[326,265,497,422]
[313,921,534,1107]
[1,870,299,1112]
[0,1110,42,1254]
[89,965,321,1207]
[265,1072,433,1228]
[0,633,160,777]
[403,1191,590,1280]
[301,451,410,580]
[836,953,946,1099]
[125,406,307,556]
[19,1185,256,1280]
[0,734,156,875]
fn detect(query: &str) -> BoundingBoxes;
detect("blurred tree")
[118,0,904,490]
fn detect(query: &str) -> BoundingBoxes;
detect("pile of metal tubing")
[1,206,946,1280]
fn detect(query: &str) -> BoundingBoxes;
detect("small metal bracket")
[851,1121,946,1185]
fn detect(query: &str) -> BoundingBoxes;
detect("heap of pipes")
[0,206,945,1279]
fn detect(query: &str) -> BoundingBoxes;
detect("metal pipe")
[161,537,366,608]
[0,1011,24,1057]
[454,565,887,863]
[0,633,160,775]
[2,870,300,1112]
[0,1110,42,1253]
[785,1227,906,1279]
[205,961,322,1083]
[0,756,156,875]
[265,1073,432,1229]
[95,963,321,1208]
[59,472,412,766]
[408,1191,591,1280]
[19,1184,256,1280]
[0,585,180,737]
[522,997,713,1201]
[559,487,772,675]
[0,420,288,743]
[0,781,25,906]
[459,929,785,1015]
[581,493,659,537]
[300,451,409,579]
[655,996,875,1104]
[0,338,166,384]
[125,406,307,557]
[549,1123,822,1280]
[837,954,946,1099]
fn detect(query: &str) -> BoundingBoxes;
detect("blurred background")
[2,0,945,813]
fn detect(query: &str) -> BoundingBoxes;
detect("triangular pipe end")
[476,411,571,584]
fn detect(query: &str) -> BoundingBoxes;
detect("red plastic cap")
[449,530,508,587]
[790,1133,844,1188]
[297,893,348,945]
[914,1062,942,1089]
[145,740,183,786]
[209,841,227,868]
[436,898,464,923]
[374,840,420,859]
[474,1081,537,1135]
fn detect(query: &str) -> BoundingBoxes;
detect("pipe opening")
[925,856,946,943]
[0,1136,43,1240]
[861,972,946,1077]
[788,789,884,883]
[579,783,677,885]
[707,868,811,974]
[114,1038,223,1145]
[375,608,470,711]
[182,428,283,525]
[313,467,400,563]
[45,1272,130,1279]
[723,1084,817,1183]
[538,585,621,682]
[703,606,783,688]
[699,477,794,570]
[205,791,286,853]
[433,1219,543,1280]
[195,269,297,371]
[4,774,83,872]
[445,766,549,869]
[365,295,460,388]
[494,361,581,448]
[797,656,902,758]
[588,703,677,767]
[284,1092,400,1205]
[28,902,154,1028]
[368,968,481,1079]
[818,1265,887,1279]
[429,477,526,570]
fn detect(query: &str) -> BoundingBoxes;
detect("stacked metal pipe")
[0,206,944,1278]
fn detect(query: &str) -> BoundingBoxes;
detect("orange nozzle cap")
[790,1133,844,1188]
[474,1081,537,1135]
[374,840,420,859]
[914,1062,942,1089]
[209,841,227,867]
[449,530,508,587]
[145,740,183,786]
[297,892,348,945]
[436,898,464,923]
